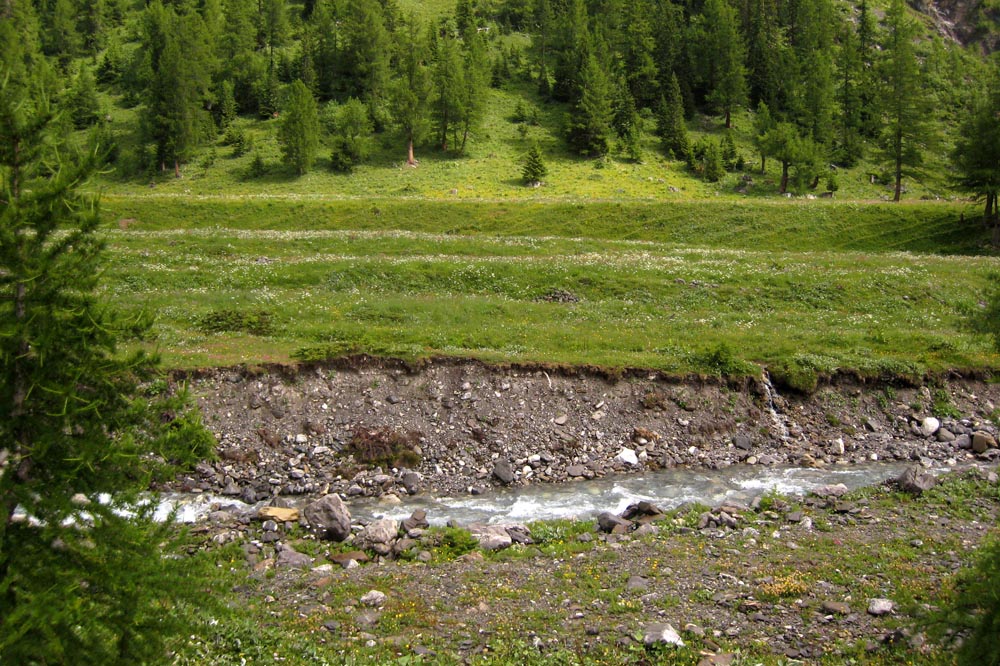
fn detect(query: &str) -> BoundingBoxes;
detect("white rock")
[361,590,386,607]
[868,598,894,616]
[919,417,941,437]
[617,448,639,465]
[642,622,685,647]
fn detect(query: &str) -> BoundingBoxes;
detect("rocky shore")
[167,359,1000,504]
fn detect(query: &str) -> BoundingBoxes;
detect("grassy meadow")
[99,193,1000,383]
[92,29,1000,382]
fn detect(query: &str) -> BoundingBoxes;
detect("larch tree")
[391,12,432,166]
[0,69,214,665]
[700,0,748,128]
[457,30,490,153]
[953,68,1000,243]
[432,29,464,152]
[278,79,320,174]
[878,0,934,202]
[141,1,216,176]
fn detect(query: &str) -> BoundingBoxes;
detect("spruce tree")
[656,73,690,161]
[0,71,214,665]
[703,140,725,182]
[278,79,320,175]
[67,65,101,129]
[522,142,548,184]
[565,53,614,157]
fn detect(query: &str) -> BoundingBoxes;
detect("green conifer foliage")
[565,53,613,157]
[0,72,214,664]
[278,79,320,175]
[522,143,548,184]
[656,73,690,161]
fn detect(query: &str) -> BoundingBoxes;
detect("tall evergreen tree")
[278,79,320,174]
[391,12,432,166]
[141,1,217,176]
[699,0,748,128]
[953,68,1000,243]
[565,52,614,157]
[878,0,934,202]
[656,72,690,160]
[551,0,590,103]
[457,31,490,153]
[432,29,464,152]
[0,70,214,665]
[835,22,865,166]
[342,0,392,121]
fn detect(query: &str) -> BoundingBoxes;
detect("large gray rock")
[896,466,937,495]
[303,494,352,541]
[276,544,312,569]
[493,459,515,484]
[357,518,399,555]
[597,512,632,534]
[470,524,513,551]
[642,622,685,647]
[918,417,940,438]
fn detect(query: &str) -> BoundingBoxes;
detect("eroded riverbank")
[167,360,1000,506]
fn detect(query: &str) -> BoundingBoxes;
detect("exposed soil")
[169,358,1000,502]
[173,360,1000,663]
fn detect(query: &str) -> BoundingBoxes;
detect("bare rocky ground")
[168,359,1000,502]
[169,360,1000,664]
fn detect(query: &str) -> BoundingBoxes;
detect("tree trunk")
[724,109,732,129]
[893,128,903,202]
[760,154,766,174]
[779,161,789,193]
[174,159,180,178]
[407,134,416,166]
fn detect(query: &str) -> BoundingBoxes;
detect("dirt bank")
[166,359,1000,502]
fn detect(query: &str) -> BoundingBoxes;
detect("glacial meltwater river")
[161,461,956,526]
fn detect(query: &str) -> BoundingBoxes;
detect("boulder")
[275,544,312,569]
[258,506,300,522]
[812,483,849,499]
[868,598,895,616]
[357,518,400,554]
[642,622,685,647]
[401,509,430,533]
[918,417,940,438]
[972,431,997,454]
[896,467,937,495]
[470,524,513,551]
[360,590,387,607]
[303,494,351,541]
[617,448,639,465]
[597,512,632,534]
[493,459,515,484]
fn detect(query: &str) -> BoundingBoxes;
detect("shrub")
[346,427,422,469]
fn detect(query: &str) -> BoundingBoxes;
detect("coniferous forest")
[1,0,998,218]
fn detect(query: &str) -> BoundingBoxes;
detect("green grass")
[98,217,1000,375]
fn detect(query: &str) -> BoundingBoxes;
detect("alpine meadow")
[3,0,1000,664]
